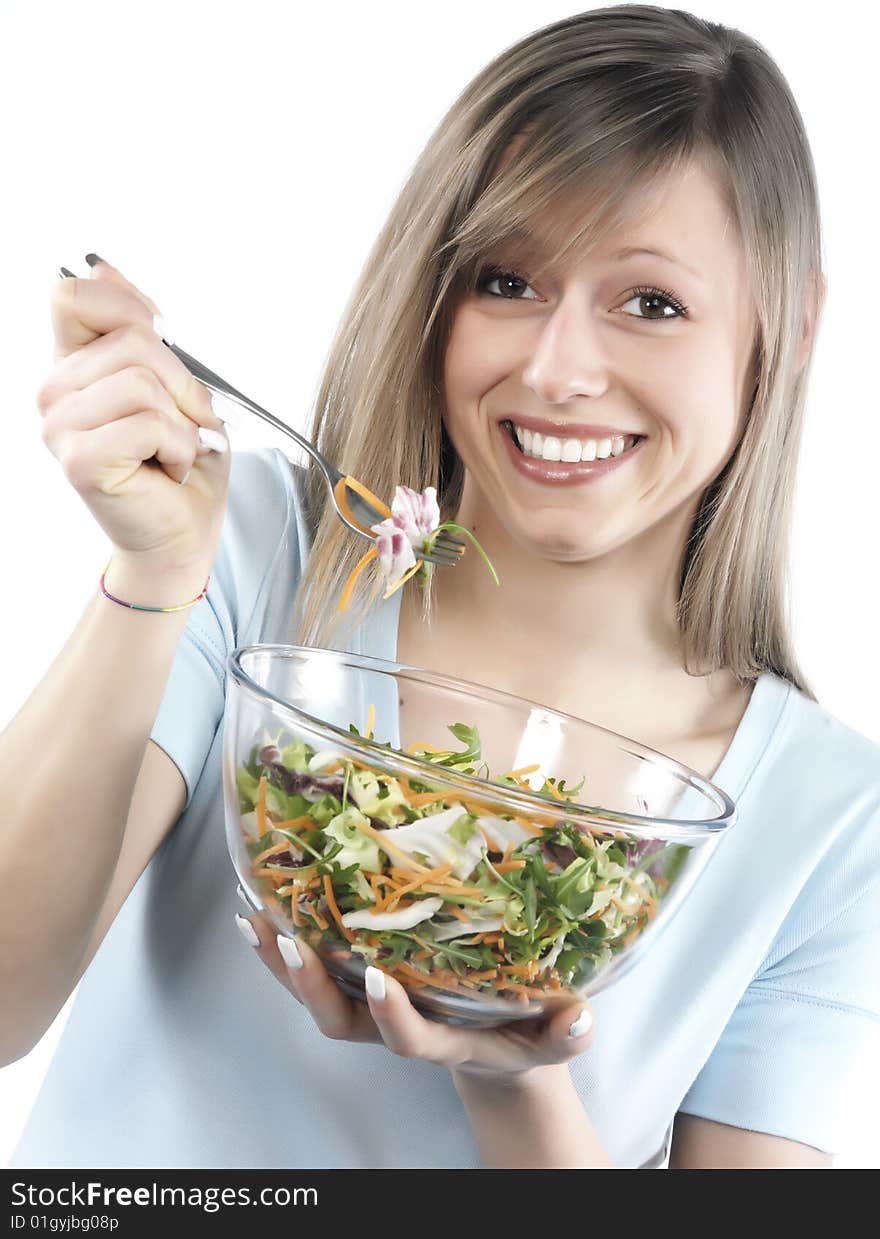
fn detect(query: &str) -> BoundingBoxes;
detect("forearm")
[0,557,203,1062]
[452,1064,615,1169]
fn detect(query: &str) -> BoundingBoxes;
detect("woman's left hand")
[235,909,596,1080]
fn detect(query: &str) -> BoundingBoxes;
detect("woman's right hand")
[38,258,232,581]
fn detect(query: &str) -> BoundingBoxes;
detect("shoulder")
[770,674,880,813]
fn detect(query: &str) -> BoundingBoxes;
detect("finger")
[48,408,204,491]
[541,999,597,1060]
[274,933,383,1044]
[86,253,162,313]
[51,265,160,362]
[362,966,472,1067]
[234,912,304,1005]
[41,364,223,475]
[40,321,223,433]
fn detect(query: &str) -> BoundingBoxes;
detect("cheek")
[443,306,512,401]
[635,335,742,454]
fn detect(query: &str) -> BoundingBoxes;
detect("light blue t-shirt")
[11,448,880,1169]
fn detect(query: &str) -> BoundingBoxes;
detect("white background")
[1,0,877,1169]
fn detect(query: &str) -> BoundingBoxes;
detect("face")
[440,158,758,563]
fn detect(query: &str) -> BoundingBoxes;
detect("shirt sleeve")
[678,823,880,1155]
[149,587,228,814]
[148,447,300,815]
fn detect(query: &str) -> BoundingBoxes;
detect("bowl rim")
[227,644,737,838]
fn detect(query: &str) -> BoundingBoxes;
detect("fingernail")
[198,427,228,454]
[365,965,386,1001]
[277,934,304,971]
[206,391,245,431]
[179,469,191,486]
[568,1008,593,1038]
[85,253,104,268]
[152,314,174,345]
[59,267,77,279]
[234,913,259,947]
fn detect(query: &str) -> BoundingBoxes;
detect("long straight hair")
[289,4,823,701]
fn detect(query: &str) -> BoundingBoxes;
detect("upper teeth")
[512,425,636,462]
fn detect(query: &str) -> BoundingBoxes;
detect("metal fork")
[57,266,466,569]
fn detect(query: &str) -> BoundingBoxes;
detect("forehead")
[498,160,739,284]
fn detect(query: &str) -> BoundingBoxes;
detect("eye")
[618,286,689,321]
[476,265,540,301]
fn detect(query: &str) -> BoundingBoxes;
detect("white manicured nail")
[365,965,386,1001]
[277,934,304,970]
[153,314,174,344]
[234,913,259,947]
[207,391,245,430]
[568,1008,593,1038]
[180,469,191,486]
[198,427,229,453]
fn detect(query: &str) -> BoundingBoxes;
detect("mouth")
[499,419,646,463]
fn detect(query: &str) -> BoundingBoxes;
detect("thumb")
[86,252,162,317]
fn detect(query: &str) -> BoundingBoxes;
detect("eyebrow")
[611,246,705,281]
[495,231,706,283]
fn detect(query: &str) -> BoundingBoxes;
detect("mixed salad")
[234,712,687,1005]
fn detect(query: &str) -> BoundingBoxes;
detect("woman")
[4,6,877,1169]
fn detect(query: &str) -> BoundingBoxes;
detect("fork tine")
[433,533,467,551]
[424,541,465,561]
[432,540,466,558]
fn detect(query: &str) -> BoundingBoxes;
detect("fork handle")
[162,339,344,489]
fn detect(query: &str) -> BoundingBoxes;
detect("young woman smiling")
[4,6,878,1171]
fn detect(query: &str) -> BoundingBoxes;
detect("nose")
[520,290,610,405]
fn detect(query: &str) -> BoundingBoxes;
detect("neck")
[427,475,699,678]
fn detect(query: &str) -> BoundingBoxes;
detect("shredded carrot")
[302,902,329,931]
[353,819,431,872]
[381,561,422,599]
[256,775,268,837]
[338,544,379,614]
[406,789,452,808]
[443,904,473,922]
[289,894,303,927]
[501,763,541,779]
[367,898,416,915]
[271,815,314,831]
[365,702,376,740]
[389,961,431,987]
[322,874,356,943]
[479,825,503,853]
[493,859,527,873]
[252,866,296,884]
[513,816,546,837]
[342,470,394,525]
[253,840,292,865]
[375,864,453,912]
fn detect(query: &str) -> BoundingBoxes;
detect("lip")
[498,420,647,486]
[497,413,641,439]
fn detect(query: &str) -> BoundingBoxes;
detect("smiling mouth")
[503,423,649,465]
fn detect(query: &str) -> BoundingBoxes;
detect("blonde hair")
[290,3,824,701]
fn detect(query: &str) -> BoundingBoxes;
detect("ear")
[796,270,827,372]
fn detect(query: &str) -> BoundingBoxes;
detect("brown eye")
[477,266,539,300]
[620,286,688,320]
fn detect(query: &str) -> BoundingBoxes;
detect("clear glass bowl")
[224,644,736,1028]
